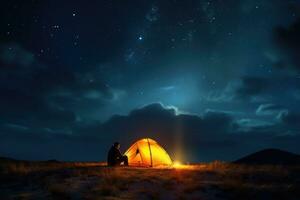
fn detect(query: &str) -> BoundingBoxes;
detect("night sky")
[1,0,300,162]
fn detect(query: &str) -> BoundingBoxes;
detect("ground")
[0,160,299,200]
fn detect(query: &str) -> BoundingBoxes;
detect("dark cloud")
[223,74,300,108]
[0,44,35,66]
[278,111,300,130]
[1,102,299,162]
[0,46,75,127]
[0,44,126,126]
[274,18,300,71]
[102,103,236,142]
[234,76,269,100]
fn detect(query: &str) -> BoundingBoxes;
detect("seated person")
[107,142,128,166]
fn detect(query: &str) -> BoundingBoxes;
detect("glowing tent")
[124,138,173,167]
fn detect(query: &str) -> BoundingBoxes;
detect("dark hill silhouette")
[234,148,300,165]
[0,157,17,162]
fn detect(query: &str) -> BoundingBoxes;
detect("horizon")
[2,147,299,164]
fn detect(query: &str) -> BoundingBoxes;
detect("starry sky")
[0,0,300,162]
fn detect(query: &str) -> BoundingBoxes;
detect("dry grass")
[0,160,105,175]
[0,160,299,199]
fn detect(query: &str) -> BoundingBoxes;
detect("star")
[52,25,60,29]
[138,36,143,41]
[210,16,216,23]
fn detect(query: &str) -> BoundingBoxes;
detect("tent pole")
[147,138,153,167]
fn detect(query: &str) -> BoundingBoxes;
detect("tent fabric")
[124,138,173,167]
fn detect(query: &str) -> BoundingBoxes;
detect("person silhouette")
[107,142,128,166]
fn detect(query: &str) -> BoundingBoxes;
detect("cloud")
[0,102,299,162]
[205,76,270,103]
[256,104,287,116]
[235,118,275,132]
[102,103,236,140]
[205,83,235,103]
[107,103,300,161]
[0,57,77,128]
[274,18,300,71]
[234,76,269,100]
[0,43,126,126]
[206,75,288,104]
[277,111,300,130]
[86,103,283,161]
[160,85,175,91]
[146,5,159,22]
[212,75,300,107]
[0,43,35,67]
[0,102,238,161]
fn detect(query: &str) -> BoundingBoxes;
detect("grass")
[0,160,299,199]
[0,159,105,175]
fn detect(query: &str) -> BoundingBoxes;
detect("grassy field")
[0,160,299,200]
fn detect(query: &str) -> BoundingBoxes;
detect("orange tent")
[124,138,173,167]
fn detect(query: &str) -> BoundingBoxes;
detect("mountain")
[234,148,300,165]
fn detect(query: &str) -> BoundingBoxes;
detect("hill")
[234,148,300,165]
